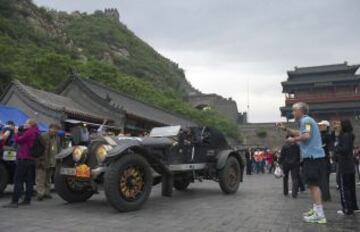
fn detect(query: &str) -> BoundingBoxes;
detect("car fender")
[56,147,73,159]
[105,139,142,159]
[216,150,244,170]
[105,140,171,175]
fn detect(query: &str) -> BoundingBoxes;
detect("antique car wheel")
[174,178,190,191]
[54,164,94,203]
[0,163,9,194]
[218,156,241,194]
[104,154,153,212]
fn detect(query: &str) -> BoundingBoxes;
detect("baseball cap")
[318,120,330,127]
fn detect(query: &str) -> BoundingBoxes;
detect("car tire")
[174,178,190,191]
[0,162,9,194]
[104,154,153,212]
[54,164,94,203]
[218,156,241,194]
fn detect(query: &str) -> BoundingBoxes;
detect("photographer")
[3,119,39,208]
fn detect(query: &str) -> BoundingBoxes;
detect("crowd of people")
[0,118,146,208]
[0,119,62,208]
[245,102,360,223]
[245,148,277,175]
[275,102,359,224]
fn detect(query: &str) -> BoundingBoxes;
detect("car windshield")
[149,126,181,137]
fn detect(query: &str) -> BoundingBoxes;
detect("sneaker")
[303,208,315,217]
[304,213,327,224]
[337,210,345,215]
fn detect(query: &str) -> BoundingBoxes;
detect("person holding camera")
[3,119,39,208]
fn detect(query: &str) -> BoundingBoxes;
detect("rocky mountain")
[0,0,239,139]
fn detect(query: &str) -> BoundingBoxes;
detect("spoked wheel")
[218,156,241,194]
[119,166,145,201]
[104,154,152,212]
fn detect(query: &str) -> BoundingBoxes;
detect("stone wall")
[239,120,360,150]
[187,94,241,123]
[104,8,120,22]
[239,123,288,150]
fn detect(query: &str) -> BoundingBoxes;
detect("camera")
[17,125,25,133]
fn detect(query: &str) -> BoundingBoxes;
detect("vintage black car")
[55,126,244,212]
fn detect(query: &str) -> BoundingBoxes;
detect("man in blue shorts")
[278,102,327,224]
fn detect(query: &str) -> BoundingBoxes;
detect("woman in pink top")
[3,119,39,208]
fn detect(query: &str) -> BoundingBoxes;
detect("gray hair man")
[277,102,327,224]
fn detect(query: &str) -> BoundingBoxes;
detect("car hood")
[112,136,173,148]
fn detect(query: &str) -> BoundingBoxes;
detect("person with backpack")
[3,119,40,208]
[36,124,61,201]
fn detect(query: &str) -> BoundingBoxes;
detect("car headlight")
[95,144,112,163]
[72,146,88,162]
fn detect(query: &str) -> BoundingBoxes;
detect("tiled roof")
[75,78,198,127]
[287,63,360,76]
[282,63,360,86]
[282,75,360,86]
[13,80,109,122]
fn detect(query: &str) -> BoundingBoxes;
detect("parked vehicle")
[55,126,244,212]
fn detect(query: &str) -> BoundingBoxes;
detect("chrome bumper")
[60,166,106,178]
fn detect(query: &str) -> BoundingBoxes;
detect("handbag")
[274,165,284,178]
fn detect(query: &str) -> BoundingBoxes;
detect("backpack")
[30,135,45,158]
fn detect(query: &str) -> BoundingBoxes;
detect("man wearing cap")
[318,120,332,202]
[277,102,327,224]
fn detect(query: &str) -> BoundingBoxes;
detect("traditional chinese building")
[57,76,198,134]
[1,80,113,130]
[1,78,197,135]
[280,62,360,121]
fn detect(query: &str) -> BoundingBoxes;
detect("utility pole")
[247,80,250,122]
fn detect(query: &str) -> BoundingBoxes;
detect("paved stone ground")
[0,174,359,232]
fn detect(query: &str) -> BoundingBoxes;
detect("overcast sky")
[34,0,360,122]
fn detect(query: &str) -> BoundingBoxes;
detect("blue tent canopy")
[0,105,49,132]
